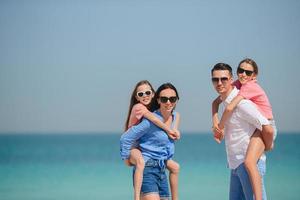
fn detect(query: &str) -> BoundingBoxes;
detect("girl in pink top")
[212,58,276,200]
[124,80,180,200]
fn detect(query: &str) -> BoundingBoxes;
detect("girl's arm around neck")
[219,95,244,129]
[143,111,173,135]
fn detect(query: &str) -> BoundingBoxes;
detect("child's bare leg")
[244,130,265,200]
[166,160,180,200]
[261,124,274,151]
[141,193,160,200]
[129,148,145,200]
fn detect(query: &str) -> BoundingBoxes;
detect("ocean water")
[0,133,299,200]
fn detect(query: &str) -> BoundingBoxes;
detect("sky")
[0,0,299,134]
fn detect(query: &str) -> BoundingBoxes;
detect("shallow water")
[0,133,299,200]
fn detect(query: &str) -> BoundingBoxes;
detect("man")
[211,63,269,200]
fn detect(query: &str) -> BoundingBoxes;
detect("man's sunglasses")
[159,96,178,103]
[137,90,152,97]
[237,67,254,76]
[211,77,229,84]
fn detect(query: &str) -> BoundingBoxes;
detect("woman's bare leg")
[166,160,180,200]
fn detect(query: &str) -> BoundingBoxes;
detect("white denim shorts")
[269,119,277,140]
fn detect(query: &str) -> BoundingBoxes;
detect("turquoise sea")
[0,133,299,200]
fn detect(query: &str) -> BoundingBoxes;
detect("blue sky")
[0,0,299,133]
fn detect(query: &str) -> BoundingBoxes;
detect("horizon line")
[0,131,299,135]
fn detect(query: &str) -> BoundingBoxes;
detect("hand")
[211,124,221,135]
[217,123,225,140]
[213,131,224,144]
[167,129,178,140]
[173,129,181,140]
[124,159,134,167]
[212,125,224,144]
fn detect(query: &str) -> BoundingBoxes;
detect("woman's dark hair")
[151,82,179,111]
[125,80,155,131]
[238,58,259,75]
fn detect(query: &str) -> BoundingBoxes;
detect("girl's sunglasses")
[137,90,152,97]
[237,67,254,76]
[159,96,177,103]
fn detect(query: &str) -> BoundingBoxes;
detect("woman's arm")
[219,95,244,129]
[173,112,180,130]
[172,112,181,139]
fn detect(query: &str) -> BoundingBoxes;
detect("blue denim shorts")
[134,159,170,199]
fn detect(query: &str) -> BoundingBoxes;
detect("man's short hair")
[211,63,233,76]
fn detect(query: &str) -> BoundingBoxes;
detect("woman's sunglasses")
[237,67,254,76]
[137,90,152,97]
[211,77,229,84]
[159,96,177,103]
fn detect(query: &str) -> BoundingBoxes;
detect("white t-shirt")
[223,87,270,169]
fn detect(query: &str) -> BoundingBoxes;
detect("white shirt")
[223,87,269,169]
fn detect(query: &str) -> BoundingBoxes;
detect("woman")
[120,83,180,200]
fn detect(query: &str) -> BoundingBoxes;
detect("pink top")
[127,103,149,129]
[233,80,273,119]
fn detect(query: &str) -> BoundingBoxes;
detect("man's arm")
[120,119,150,160]
[212,96,222,128]
[212,96,224,143]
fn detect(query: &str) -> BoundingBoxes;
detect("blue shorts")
[134,159,170,199]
